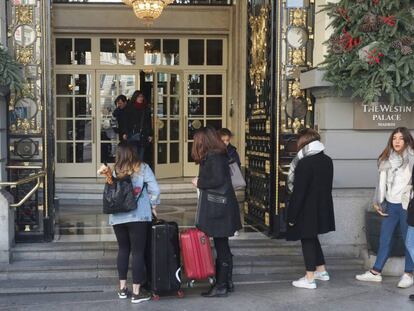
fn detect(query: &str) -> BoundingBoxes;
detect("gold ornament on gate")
[122,0,174,24]
[249,6,269,105]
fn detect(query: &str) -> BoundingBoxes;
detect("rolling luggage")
[180,228,215,287]
[148,220,183,300]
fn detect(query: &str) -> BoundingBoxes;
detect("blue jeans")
[406,226,414,263]
[373,202,414,273]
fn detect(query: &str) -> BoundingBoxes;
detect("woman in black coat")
[192,126,242,298]
[287,128,335,290]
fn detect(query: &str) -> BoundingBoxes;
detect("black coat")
[287,152,335,241]
[126,103,153,143]
[408,169,414,227]
[227,144,241,168]
[196,152,242,237]
[112,107,128,141]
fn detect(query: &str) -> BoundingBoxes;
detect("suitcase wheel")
[177,290,184,298]
[152,294,160,301]
[187,280,196,288]
[208,277,216,285]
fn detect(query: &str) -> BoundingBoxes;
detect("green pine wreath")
[0,45,23,94]
[320,0,414,105]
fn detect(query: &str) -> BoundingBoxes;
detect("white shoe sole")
[292,282,317,289]
[314,275,330,281]
[131,296,151,304]
[355,276,382,282]
[118,294,128,299]
[398,282,413,289]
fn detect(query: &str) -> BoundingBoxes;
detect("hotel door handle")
[278,165,290,176]
[184,115,188,143]
[92,116,96,144]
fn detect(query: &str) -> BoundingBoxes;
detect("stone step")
[0,257,363,280]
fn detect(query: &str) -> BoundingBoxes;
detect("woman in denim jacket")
[107,142,160,304]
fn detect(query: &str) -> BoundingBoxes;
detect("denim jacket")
[109,163,160,226]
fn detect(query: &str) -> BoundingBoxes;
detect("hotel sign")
[354,103,414,130]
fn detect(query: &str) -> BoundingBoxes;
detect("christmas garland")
[0,45,23,94]
[320,0,414,104]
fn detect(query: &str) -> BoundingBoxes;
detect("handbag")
[102,173,146,214]
[128,110,146,143]
[229,162,246,190]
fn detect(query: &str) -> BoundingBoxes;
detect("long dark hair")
[114,141,141,177]
[130,90,147,108]
[191,127,227,164]
[378,127,414,163]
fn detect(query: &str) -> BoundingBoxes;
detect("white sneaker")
[314,271,330,281]
[292,277,317,289]
[398,273,414,288]
[355,271,382,282]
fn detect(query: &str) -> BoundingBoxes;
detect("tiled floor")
[56,200,261,242]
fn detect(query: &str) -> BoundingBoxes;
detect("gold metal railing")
[0,171,45,208]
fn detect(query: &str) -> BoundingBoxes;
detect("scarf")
[134,100,146,110]
[287,140,325,192]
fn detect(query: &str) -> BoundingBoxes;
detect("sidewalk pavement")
[1,271,413,311]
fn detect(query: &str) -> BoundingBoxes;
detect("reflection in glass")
[188,119,203,139]
[170,143,179,163]
[170,74,180,95]
[74,39,92,65]
[100,143,116,163]
[188,142,194,162]
[206,97,222,116]
[56,97,72,118]
[100,39,117,65]
[57,120,73,140]
[158,121,167,141]
[206,75,222,95]
[144,39,161,65]
[100,74,116,97]
[14,25,36,47]
[207,40,223,65]
[188,97,204,116]
[287,27,308,48]
[158,143,167,164]
[56,38,72,65]
[56,74,73,95]
[157,73,168,95]
[188,39,204,65]
[57,143,73,163]
[74,74,91,95]
[101,118,117,142]
[100,97,114,117]
[119,75,136,97]
[170,97,179,116]
[206,119,222,130]
[170,120,179,140]
[14,98,38,119]
[75,143,92,163]
[163,39,179,65]
[119,39,136,65]
[188,74,204,95]
[75,97,92,117]
[75,120,92,140]
[157,96,167,117]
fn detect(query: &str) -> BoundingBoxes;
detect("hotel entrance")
[53,35,227,178]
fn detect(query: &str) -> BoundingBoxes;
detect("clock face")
[15,98,38,119]
[14,25,36,47]
[287,26,308,49]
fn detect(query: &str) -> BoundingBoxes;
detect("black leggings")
[301,237,326,272]
[113,221,149,284]
[214,237,232,262]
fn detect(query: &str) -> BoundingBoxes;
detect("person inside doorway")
[127,91,153,167]
[218,128,241,168]
[287,128,335,290]
[356,127,414,289]
[112,94,129,141]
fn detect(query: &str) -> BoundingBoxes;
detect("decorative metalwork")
[15,6,34,24]
[248,6,269,106]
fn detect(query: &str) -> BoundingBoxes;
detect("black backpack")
[103,173,145,214]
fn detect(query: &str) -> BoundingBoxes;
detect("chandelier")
[122,0,174,23]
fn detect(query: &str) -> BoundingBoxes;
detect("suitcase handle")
[175,267,181,283]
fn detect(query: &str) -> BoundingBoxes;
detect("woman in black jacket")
[127,91,153,165]
[287,128,335,290]
[192,126,242,298]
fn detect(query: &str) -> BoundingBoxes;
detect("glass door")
[96,71,140,171]
[55,71,96,177]
[184,72,226,176]
[153,71,183,178]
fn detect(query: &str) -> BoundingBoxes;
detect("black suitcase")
[147,220,183,300]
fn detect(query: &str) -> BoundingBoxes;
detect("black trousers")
[301,237,326,271]
[113,221,149,284]
[214,237,232,262]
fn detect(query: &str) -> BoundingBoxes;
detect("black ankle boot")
[201,261,229,298]
[410,294,414,301]
[227,256,234,292]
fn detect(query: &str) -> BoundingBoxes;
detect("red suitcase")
[180,228,215,287]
